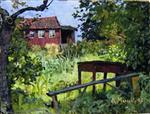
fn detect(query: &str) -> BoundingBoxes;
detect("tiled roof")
[21,16,60,29]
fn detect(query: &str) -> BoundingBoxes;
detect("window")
[29,31,35,38]
[38,30,45,38]
[49,30,56,38]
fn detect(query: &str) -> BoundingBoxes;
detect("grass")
[12,49,125,114]
[54,72,116,106]
[12,67,118,113]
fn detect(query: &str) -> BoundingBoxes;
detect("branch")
[0,7,9,20]
[11,0,53,20]
[47,0,54,7]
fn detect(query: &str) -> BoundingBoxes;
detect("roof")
[21,16,60,29]
[61,25,77,31]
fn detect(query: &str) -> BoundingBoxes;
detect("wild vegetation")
[9,39,127,113]
[9,38,150,114]
[0,0,150,114]
[74,1,150,72]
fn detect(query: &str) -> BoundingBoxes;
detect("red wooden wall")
[27,29,61,47]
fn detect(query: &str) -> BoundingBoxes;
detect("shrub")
[123,2,150,73]
[69,94,94,114]
[100,44,126,62]
[62,40,107,59]
[8,29,43,86]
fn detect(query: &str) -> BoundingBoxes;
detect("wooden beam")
[116,73,121,87]
[92,71,96,95]
[78,69,81,93]
[51,96,59,114]
[103,72,107,91]
[47,73,139,97]
[78,70,81,85]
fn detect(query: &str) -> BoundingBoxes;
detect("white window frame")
[49,30,56,38]
[29,31,35,38]
[38,30,45,38]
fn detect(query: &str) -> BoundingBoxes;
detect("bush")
[68,94,94,114]
[8,29,43,86]
[100,44,126,62]
[12,89,50,114]
[123,3,150,73]
[62,40,107,59]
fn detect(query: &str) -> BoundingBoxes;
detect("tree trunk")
[0,1,51,113]
[0,26,13,113]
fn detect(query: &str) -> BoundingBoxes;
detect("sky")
[0,0,81,40]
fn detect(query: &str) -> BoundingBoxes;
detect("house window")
[29,31,35,38]
[38,30,45,38]
[49,30,56,38]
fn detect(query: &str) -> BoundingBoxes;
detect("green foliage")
[139,74,150,93]
[70,94,94,114]
[101,45,126,62]
[74,0,125,44]
[9,3,150,114]
[66,90,133,114]
[0,100,7,114]
[11,43,78,113]
[12,72,150,114]
[61,74,150,114]
[7,29,43,86]
[12,89,50,114]
[10,38,141,114]
[88,74,150,114]
[139,90,150,113]
[122,2,150,73]
[63,40,107,58]
[75,1,150,74]
[73,1,102,40]
[131,74,150,113]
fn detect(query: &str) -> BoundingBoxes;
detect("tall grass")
[12,42,126,113]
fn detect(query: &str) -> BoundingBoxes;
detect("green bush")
[123,3,150,73]
[12,89,50,114]
[62,40,126,63]
[8,29,43,86]
[67,94,94,114]
[100,44,126,62]
[62,40,107,59]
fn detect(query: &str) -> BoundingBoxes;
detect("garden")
[0,0,150,114]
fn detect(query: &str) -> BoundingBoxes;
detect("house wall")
[27,29,61,47]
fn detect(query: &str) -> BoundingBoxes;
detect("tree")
[75,0,150,73]
[73,0,125,43]
[122,2,150,73]
[0,0,53,113]
[73,0,103,40]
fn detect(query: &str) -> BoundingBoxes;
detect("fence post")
[103,72,107,91]
[51,95,59,114]
[92,71,96,95]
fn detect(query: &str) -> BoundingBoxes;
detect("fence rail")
[47,73,139,96]
[46,72,140,113]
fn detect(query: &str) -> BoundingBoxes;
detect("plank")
[47,73,139,97]
[103,72,107,91]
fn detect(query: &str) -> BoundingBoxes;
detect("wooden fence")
[47,61,138,113]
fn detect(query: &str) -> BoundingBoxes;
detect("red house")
[22,16,76,47]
